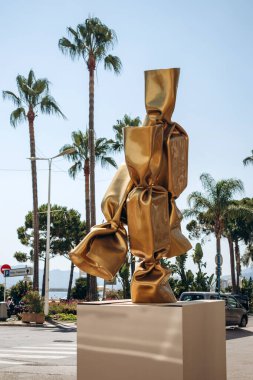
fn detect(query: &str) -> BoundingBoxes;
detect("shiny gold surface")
[70,164,133,280]
[145,68,180,124]
[70,68,191,302]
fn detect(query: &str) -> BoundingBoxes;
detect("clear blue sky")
[0,0,252,277]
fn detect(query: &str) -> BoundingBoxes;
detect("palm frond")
[27,70,35,87]
[68,161,83,179]
[10,107,26,127]
[58,37,80,60]
[59,144,79,162]
[16,75,29,103]
[32,78,50,94]
[241,244,253,266]
[99,156,117,169]
[40,95,66,119]
[219,179,244,199]
[2,91,21,106]
[110,140,123,153]
[243,150,253,166]
[111,114,141,153]
[187,191,212,210]
[200,173,216,196]
[104,54,122,74]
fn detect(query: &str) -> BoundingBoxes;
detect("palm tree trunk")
[67,261,75,300]
[235,238,241,292]
[84,159,91,233]
[28,107,39,291]
[42,259,46,297]
[215,235,222,293]
[88,59,97,301]
[227,236,236,293]
[84,159,91,297]
[130,253,135,278]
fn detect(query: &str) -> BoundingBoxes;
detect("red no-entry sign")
[1,264,11,274]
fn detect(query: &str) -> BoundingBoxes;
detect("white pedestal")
[77,300,226,380]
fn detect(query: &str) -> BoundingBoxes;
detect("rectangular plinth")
[77,300,226,380]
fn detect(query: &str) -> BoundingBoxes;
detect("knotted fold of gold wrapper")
[125,125,170,261]
[125,124,176,303]
[70,164,133,280]
[69,67,191,303]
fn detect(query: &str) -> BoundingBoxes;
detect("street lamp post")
[28,148,75,315]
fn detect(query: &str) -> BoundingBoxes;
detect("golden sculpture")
[70,68,191,303]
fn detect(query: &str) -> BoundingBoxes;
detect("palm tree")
[3,69,65,290]
[224,199,253,291]
[58,17,122,233]
[110,114,141,278]
[243,150,253,166]
[60,130,117,299]
[111,114,141,153]
[185,173,244,292]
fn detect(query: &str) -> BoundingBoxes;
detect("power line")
[0,168,111,182]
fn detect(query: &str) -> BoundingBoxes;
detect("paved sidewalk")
[226,316,253,379]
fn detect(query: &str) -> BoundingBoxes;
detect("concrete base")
[77,300,227,380]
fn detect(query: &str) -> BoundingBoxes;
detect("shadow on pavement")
[226,327,253,340]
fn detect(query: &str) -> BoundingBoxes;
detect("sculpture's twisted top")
[144,68,180,125]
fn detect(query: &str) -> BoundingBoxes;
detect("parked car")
[231,293,249,311]
[179,291,220,301]
[179,291,248,327]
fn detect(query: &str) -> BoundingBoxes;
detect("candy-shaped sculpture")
[70,68,191,303]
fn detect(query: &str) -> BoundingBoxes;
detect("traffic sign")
[4,267,33,278]
[1,264,11,274]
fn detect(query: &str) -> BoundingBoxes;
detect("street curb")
[0,319,77,329]
[47,318,77,329]
[0,322,56,328]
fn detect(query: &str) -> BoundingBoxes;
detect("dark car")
[179,291,248,327]
[231,293,249,311]
[220,294,248,327]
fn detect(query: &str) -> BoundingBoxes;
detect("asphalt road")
[0,325,76,380]
[0,317,253,380]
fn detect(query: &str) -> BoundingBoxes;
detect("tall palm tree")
[59,19,121,302]
[185,173,244,292]
[111,114,141,153]
[243,150,253,166]
[3,69,65,290]
[110,114,141,278]
[58,17,122,232]
[60,130,117,299]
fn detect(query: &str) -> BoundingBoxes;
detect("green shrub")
[22,291,44,313]
[71,277,87,300]
[10,281,32,304]
[49,300,77,316]
[57,313,77,321]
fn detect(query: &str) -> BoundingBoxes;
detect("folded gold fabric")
[70,164,133,280]
[131,263,176,303]
[125,125,170,261]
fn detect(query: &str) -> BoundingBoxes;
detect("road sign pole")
[4,275,6,302]
[44,159,52,316]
